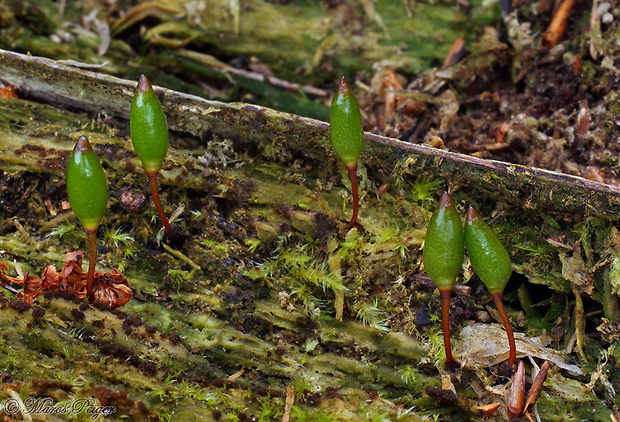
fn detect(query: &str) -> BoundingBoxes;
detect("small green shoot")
[291,375,314,401]
[362,409,390,422]
[103,226,135,249]
[398,365,418,386]
[167,269,192,292]
[244,238,262,253]
[258,398,283,422]
[411,177,441,203]
[355,297,389,333]
[422,327,447,367]
[44,222,76,239]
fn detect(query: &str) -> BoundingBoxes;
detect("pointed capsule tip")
[466,205,480,221]
[136,74,152,93]
[439,191,453,208]
[337,76,351,95]
[74,135,92,153]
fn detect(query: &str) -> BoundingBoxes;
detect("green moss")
[44,222,77,240]
[1,45,619,420]
[292,406,340,422]
[410,177,441,204]
[355,298,389,333]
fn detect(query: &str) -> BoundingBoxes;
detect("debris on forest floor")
[356,8,620,188]
[0,251,132,308]
[453,324,585,376]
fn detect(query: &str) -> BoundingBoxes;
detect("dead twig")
[523,360,549,413]
[281,384,295,422]
[541,0,574,47]
[507,360,525,420]
[176,49,329,98]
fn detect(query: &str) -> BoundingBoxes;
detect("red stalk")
[492,292,516,365]
[85,228,98,299]
[440,289,454,364]
[148,172,173,232]
[347,165,359,228]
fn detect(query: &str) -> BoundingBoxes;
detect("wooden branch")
[2,49,620,219]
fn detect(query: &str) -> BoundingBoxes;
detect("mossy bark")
[0,50,618,421]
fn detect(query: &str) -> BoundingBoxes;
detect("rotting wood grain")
[2,49,620,219]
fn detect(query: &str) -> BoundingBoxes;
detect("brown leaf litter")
[0,251,132,308]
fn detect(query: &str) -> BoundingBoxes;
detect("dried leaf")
[453,324,585,376]
[0,251,131,308]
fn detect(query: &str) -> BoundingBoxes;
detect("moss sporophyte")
[422,192,464,364]
[330,76,364,228]
[130,74,173,232]
[464,205,516,365]
[66,136,108,299]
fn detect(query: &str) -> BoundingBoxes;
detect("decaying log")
[0,50,616,421]
[2,49,620,219]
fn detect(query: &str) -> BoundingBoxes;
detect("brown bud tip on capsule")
[74,135,93,153]
[338,76,352,95]
[137,74,152,93]
[466,205,480,222]
[439,191,453,208]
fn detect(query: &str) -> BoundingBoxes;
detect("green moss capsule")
[330,76,364,227]
[66,136,108,299]
[422,192,464,364]
[130,74,169,174]
[464,205,516,365]
[130,74,173,232]
[423,192,464,291]
[66,136,108,232]
[330,76,364,169]
[464,206,512,294]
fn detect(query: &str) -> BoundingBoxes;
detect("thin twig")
[176,49,329,97]
[281,384,295,422]
[162,243,202,272]
[541,0,575,47]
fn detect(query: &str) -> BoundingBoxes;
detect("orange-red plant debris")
[0,251,132,308]
[0,84,18,99]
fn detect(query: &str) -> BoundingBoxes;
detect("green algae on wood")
[0,97,440,418]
